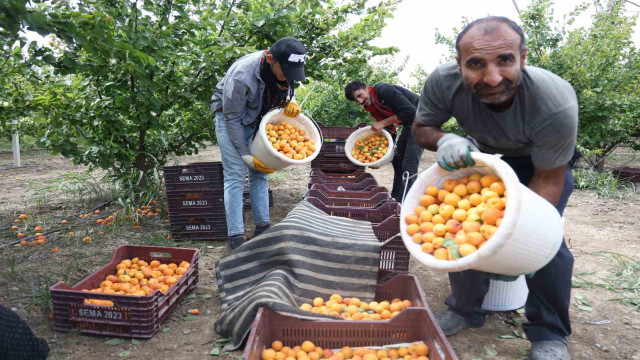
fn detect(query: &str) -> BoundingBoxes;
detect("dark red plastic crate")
[308,177,378,190]
[167,189,226,215]
[309,169,365,178]
[613,166,640,182]
[244,306,457,360]
[309,184,391,199]
[373,216,409,281]
[309,171,374,184]
[317,122,368,141]
[310,158,361,173]
[50,245,199,338]
[307,198,400,225]
[305,193,391,208]
[164,162,224,191]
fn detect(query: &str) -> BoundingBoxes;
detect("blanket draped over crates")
[214,200,382,350]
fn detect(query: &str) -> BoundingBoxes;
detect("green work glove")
[436,133,479,171]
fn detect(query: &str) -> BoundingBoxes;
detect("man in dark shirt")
[344,82,424,201]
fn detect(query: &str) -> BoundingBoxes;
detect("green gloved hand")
[436,133,479,171]
[283,101,301,117]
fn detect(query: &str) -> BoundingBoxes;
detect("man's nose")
[483,64,503,87]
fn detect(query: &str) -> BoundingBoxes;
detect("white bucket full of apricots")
[345,126,394,168]
[400,152,564,276]
[250,108,323,171]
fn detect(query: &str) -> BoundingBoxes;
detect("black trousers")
[445,151,579,342]
[390,124,423,202]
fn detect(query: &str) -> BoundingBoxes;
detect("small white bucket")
[399,153,564,276]
[249,109,323,171]
[481,276,529,312]
[345,126,394,168]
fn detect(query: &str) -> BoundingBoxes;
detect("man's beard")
[466,71,522,105]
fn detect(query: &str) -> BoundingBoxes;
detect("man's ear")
[266,52,274,64]
[521,47,528,67]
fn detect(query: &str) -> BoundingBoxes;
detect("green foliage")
[1,0,400,198]
[572,167,636,198]
[521,0,640,170]
[434,0,640,171]
[297,56,407,126]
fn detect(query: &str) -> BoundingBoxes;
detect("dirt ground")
[1,144,639,360]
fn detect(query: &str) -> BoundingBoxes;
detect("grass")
[572,168,637,199]
[26,275,55,313]
[572,251,640,310]
[27,170,111,206]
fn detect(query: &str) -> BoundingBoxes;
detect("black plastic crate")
[170,214,228,241]
[164,162,224,191]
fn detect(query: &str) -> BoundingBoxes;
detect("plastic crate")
[374,216,410,282]
[163,162,224,191]
[309,169,365,178]
[244,306,457,360]
[317,122,369,141]
[309,171,374,184]
[307,198,400,225]
[319,142,347,155]
[613,166,640,182]
[310,158,361,173]
[309,184,391,199]
[169,214,228,241]
[167,189,226,215]
[305,193,390,208]
[308,177,378,190]
[50,245,199,338]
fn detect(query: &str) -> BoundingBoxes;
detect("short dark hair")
[455,16,526,55]
[344,81,367,101]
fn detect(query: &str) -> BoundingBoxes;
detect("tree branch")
[217,0,237,37]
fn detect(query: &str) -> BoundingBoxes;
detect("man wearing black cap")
[211,37,308,250]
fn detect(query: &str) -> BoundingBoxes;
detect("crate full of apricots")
[244,306,458,360]
[50,245,198,338]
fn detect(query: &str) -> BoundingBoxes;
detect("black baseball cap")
[271,37,307,81]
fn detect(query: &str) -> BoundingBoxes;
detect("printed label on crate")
[185,224,211,231]
[178,174,206,182]
[182,200,208,206]
[70,304,130,321]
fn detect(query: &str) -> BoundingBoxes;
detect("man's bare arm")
[528,164,568,206]
[412,121,447,151]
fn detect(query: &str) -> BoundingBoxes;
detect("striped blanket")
[214,200,381,350]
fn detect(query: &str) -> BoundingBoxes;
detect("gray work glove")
[436,133,479,171]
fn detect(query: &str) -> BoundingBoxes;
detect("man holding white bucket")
[211,37,307,250]
[413,17,580,359]
[344,82,424,201]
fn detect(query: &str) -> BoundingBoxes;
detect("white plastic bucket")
[481,276,529,312]
[345,126,394,168]
[249,109,323,171]
[400,152,564,276]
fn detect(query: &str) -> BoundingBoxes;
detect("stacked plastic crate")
[163,162,273,241]
[243,123,458,360]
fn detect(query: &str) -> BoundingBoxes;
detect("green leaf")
[200,294,213,299]
[209,347,221,356]
[449,244,461,259]
[162,327,170,333]
[574,293,584,300]
[499,335,516,339]
[485,345,498,356]
[188,294,197,299]
[118,351,131,357]
[131,339,141,345]
[214,337,230,345]
[516,308,525,314]
[578,305,593,311]
[105,338,124,345]
[184,315,198,321]
[511,318,522,325]
[442,238,455,248]
[518,346,528,356]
